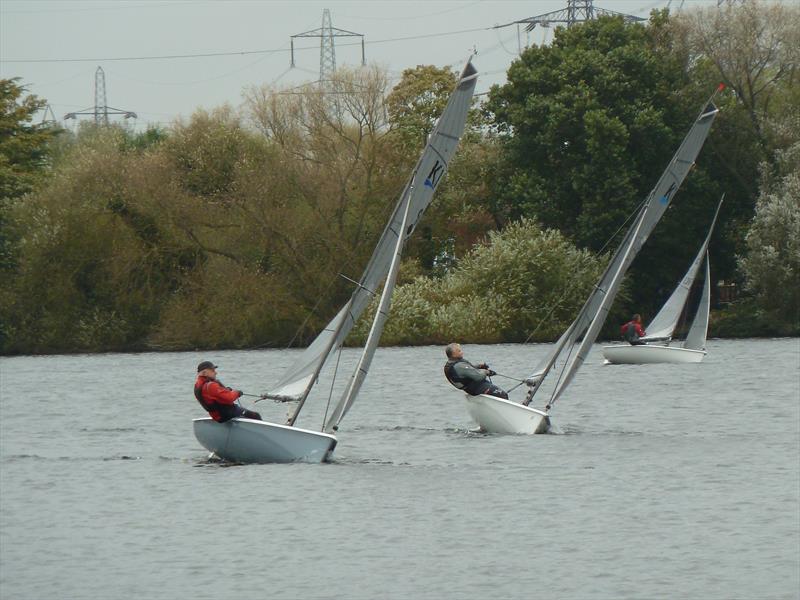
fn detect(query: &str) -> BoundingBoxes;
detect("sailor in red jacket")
[194,361,261,422]
[621,314,647,345]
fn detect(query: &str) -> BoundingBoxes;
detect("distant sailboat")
[193,58,479,463]
[461,97,720,435]
[602,195,724,365]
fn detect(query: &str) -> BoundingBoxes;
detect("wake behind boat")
[461,95,720,434]
[193,58,479,463]
[603,195,724,365]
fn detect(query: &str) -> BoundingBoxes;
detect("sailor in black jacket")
[443,342,508,399]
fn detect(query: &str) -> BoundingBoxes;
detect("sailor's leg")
[484,383,509,400]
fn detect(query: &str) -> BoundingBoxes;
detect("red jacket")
[621,320,646,338]
[194,375,242,421]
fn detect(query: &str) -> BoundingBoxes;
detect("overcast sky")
[1,0,749,130]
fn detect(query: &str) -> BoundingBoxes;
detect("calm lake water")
[1,338,798,600]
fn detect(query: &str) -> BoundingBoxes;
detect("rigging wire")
[522,195,648,345]
[514,196,651,407]
[282,269,348,351]
[321,344,345,432]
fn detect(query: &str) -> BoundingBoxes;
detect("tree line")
[1,2,797,355]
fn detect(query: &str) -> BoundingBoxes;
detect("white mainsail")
[527,98,720,408]
[644,195,724,342]
[324,182,415,432]
[551,205,649,402]
[683,254,711,351]
[266,59,479,424]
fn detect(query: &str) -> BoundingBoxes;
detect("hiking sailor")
[194,361,262,422]
[443,343,509,399]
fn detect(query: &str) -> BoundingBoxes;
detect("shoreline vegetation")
[1,328,797,359]
[2,5,798,356]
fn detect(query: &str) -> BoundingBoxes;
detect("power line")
[1,47,289,64]
[1,27,489,64]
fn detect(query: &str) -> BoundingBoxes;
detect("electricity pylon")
[495,0,645,51]
[290,9,365,90]
[64,67,136,125]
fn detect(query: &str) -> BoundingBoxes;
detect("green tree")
[1,126,199,353]
[738,142,800,331]
[243,67,402,322]
[677,1,799,153]
[351,219,608,345]
[0,78,60,200]
[486,15,696,250]
[0,79,62,276]
[386,65,459,150]
[665,1,800,296]
[384,63,497,274]
[164,106,249,199]
[0,79,63,347]
[483,13,768,320]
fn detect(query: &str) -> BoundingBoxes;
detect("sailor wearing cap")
[194,361,261,422]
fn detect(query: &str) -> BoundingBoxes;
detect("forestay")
[644,196,724,342]
[266,59,479,425]
[527,98,720,408]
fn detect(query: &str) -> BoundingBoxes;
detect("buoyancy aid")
[194,376,239,422]
[622,320,644,342]
[444,359,489,395]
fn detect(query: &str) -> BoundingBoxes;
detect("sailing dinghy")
[603,195,724,365]
[461,97,720,435]
[194,59,478,463]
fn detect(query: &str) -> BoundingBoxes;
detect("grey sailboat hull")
[193,417,337,464]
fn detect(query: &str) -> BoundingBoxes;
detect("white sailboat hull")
[602,344,707,364]
[193,417,337,464]
[463,394,551,435]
